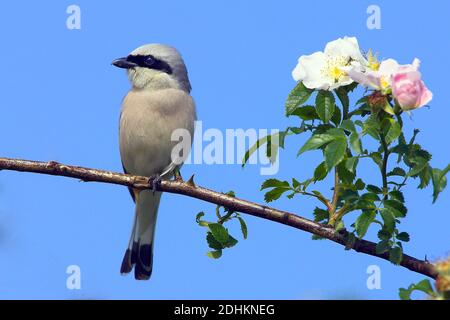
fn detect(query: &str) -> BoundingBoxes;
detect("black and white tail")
[120,190,162,280]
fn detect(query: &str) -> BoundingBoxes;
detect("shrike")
[112,44,196,280]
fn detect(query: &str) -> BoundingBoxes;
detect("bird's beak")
[112,57,137,69]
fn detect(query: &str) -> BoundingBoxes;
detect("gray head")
[112,44,191,92]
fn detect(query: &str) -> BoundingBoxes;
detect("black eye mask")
[127,54,173,75]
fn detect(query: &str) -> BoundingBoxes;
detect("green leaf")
[206,232,223,250]
[335,87,349,110]
[315,90,336,123]
[363,115,381,140]
[238,217,248,239]
[337,161,356,184]
[286,82,313,116]
[313,161,328,181]
[207,250,222,259]
[331,105,342,126]
[376,240,391,254]
[297,133,336,156]
[387,167,406,177]
[355,210,376,238]
[224,235,238,248]
[349,132,363,154]
[261,179,290,190]
[389,190,405,203]
[382,118,402,145]
[340,119,356,133]
[289,105,318,120]
[399,279,435,300]
[355,179,366,190]
[431,165,450,203]
[389,246,403,265]
[370,152,383,168]
[384,200,407,217]
[208,223,229,244]
[380,208,396,233]
[396,232,410,242]
[313,207,329,222]
[196,212,210,227]
[324,138,347,170]
[345,157,359,173]
[382,101,395,115]
[360,193,380,202]
[264,187,289,202]
[242,134,268,167]
[366,185,382,194]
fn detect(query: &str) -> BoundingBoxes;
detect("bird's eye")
[144,56,155,67]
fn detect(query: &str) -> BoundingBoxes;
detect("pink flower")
[391,71,433,111]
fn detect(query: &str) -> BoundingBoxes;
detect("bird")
[112,44,196,280]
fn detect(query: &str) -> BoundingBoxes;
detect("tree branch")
[0,157,438,279]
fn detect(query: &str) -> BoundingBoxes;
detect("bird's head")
[112,44,191,92]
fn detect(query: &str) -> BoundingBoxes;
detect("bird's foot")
[148,173,161,194]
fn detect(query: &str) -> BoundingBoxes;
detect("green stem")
[380,132,390,199]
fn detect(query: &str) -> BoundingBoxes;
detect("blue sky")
[0,0,449,299]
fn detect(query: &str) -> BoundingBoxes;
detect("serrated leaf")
[380,208,396,233]
[432,166,450,203]
[331,105,342,126]
[387,167,406,177]
[313,207,329,222]
[315,90,336,123]
[335,87,349,110]
[224,235,238,248]
[366,185,382,194]
[355,210,376,238]
[208,223,229,244]
[384,200,407,217]
[396,232,410,242]
[345,157,359,173]
[238,217,248,239]
[337,161,356,184]
[370,152,383,168]
[289,105,318,120]
[206,232,223,250]
[313,161,328,181]
[349,132,363,154]
[399,279,435,300]
[286,82,313,115]
[264,187,289,202]
[340,119,356,133]
[360,192,380,202]
[363,115,381,140]
[389,246,403,265]
[297,133,336,156]
[261,179,290,190]
[389,190,405,203]
[324,138,347,170]
[382,118,402,145]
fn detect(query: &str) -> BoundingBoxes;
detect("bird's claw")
[148,174,161,194]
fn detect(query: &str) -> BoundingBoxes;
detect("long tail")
[120,190,162,280]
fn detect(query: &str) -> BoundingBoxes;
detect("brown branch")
[0,157,438,279]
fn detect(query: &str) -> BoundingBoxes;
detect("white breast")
[119,88,196,177]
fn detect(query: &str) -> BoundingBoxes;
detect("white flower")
[292,37,367,90]
[348,57,421,93]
